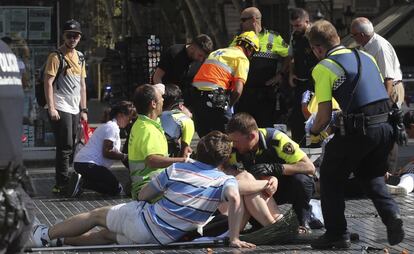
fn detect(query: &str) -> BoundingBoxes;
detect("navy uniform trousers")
[320,122,400,238]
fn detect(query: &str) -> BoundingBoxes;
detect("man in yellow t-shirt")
[128,84,186,199]
[226,113,316,233]
[43,19,87,194]
[191,31,259,137]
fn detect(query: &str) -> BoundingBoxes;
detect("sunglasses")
[240,16,255,22]
[65,32,81,39]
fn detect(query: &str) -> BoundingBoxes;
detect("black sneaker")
[66,172,82,197]
[386,215,404,245]
[311,233,351,249]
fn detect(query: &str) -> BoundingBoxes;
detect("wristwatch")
[81,108,88,113]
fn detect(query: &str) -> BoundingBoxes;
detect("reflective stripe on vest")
[327,49,389,113]
[319,59,345,77]
[267,33,274,53]
[204,59,235,75]
[254,32,278,59]
[192,81,222,91]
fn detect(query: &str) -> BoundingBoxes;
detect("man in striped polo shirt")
[32,131,256,249]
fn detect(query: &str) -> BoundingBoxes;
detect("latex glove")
[225,106,234,115]
[305,113,316,134]
[310,131,329,145]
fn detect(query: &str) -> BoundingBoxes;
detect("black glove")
[396,124,408,146]
[247,163,285,178]
[389,106,408,146]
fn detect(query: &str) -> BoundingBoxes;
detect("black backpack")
[35,50,84,107]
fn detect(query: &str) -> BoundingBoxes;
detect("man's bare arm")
[152,67,165,85]
[44,74,60,121]
[138,182,161,201]
[283,155,315,176]
[229,80,244,106]
[145,154,186,169]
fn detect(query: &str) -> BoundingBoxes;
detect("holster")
[200,88,229,110]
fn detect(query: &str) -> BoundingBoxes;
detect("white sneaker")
[387,184,408,196]
[32,224,50,247]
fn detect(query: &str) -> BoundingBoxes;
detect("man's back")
[193,47,249,90]
[143,161,237,244]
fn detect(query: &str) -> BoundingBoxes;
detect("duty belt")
[344,112,389,126]
[340,112,389,135]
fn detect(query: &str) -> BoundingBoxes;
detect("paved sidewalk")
[26,167,414,254]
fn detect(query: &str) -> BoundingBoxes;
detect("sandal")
[272,214,284,224]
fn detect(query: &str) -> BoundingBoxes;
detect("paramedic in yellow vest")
[128,84,187,199]
[191,31,259,137]
[231,7,289,128]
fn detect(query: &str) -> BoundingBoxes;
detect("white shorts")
[106,201,156,244]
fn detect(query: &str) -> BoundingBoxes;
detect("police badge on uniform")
[266,43,272,50]
[282,142,295,154]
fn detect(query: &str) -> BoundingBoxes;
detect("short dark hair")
[192,34,214,55]
[403,111,414,129]
[196,131,232,167]
[133,84,157,115]
[163,84,183,110]
[109,100,136,119]
[226,113,258,135]
[290,8,309,21]
[306,20,339,49]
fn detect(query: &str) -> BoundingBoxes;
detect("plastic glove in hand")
[310,131,329,145]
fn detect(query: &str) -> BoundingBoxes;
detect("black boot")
[311,233,351,249]
[386,215,404,245]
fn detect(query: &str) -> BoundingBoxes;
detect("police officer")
[226,113,316,233]
[287,8,319,146]
[0,38,33,253]
[306,20,404,249]
[232,7,289,128]
[160,84,195,157]
[192,31,259,137]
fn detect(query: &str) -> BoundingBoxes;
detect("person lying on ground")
[32,131,256,249]
[386,110,414,196]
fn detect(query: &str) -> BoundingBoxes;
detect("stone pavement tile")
[27,172,414,253]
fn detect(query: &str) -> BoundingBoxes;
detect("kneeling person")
[227,113,316,232]
[32,131,255,248]
[160,84,194,157]
[69,101,136,197]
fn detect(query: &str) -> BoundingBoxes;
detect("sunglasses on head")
[65,32,81,39]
